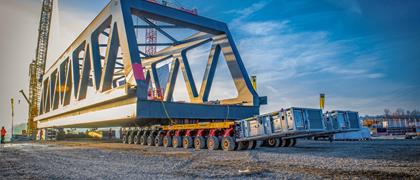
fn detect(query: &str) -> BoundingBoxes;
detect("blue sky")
[177,0,420,114]
[1,0,420,131]
[63,0,419,114]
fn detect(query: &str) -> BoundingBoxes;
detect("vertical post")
[320,93,325,110]
[10,98,14,143]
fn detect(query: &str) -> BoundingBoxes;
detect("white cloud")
[240,21,288,36]
[236,21,384,82]
[326,0,363,15]
[227,1,268,17]
[367,73,385,79]
[227,1,270,26]
[221,1,392,114]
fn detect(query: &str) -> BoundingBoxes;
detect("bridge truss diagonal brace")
[113,0,148,100]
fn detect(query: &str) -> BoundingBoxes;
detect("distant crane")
[145,0,197,56]
[21,0,54,137]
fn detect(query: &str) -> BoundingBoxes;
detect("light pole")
[10,98,14,143]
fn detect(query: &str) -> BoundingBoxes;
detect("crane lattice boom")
[28,0,53,136]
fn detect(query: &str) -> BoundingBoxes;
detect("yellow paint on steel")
[250,75,257,90]
[87,131,103,138]
[320,93,325,109]
[162,122,235,131]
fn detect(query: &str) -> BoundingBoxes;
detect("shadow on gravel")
[255,140,420,162]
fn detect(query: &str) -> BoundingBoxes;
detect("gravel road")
[1,139,419,179]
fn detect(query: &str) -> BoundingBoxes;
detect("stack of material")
[334,127,371,141]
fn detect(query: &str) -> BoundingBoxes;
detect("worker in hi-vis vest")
[1,127,6,144]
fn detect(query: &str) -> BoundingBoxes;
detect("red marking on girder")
[185,130,192,137]
[132,63,145,80]
[209,129,217,137]
[165,130,172,136]
[196,129,205,137]
[175,130,182,136]
[223,128,234,137]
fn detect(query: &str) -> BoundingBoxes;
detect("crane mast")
[27,0,53,136]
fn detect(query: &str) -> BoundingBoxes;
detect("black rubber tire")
[155,136,163,147]
[127,132,134,144]
[163,136,172,147]
[266,138,280,147]
[291,138,297,147]
[276,138,283,147]
[279,138,288,147]
[207,136,220,150]
[172,136,182,148]
[284,139,292,147]
[248,140,256,150]
[183,136,193,149]
[222,137,236,151]
[133,134,140,145]
[139,135,147,145]
[194,136,206,150]
[122,134,128,144]
[237,141,250,150]
[147,135,155,146]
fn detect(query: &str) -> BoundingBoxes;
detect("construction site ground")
[1,139,419,179]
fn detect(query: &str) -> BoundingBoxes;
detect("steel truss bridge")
[34,0,264,128]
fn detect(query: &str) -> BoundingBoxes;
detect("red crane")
[145,0,197,56]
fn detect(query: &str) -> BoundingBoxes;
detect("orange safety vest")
[1,128,6,136]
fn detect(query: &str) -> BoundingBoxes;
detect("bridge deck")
[37,98,258,128]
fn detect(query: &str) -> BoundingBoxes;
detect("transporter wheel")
[133,134,140,145]
[266,138,280,147]
[248,140,256,150]
[172,136,182,148]
[207,136,220,150]
[194,136,206,150]
[284,139,292,147]
[276,139,283,147]
[139,135,147,145]
[222,137,236,151]
[155,136,163,147]
[237,141,250,151]
[122,134,128,144]
[183,136,193,149]
[127,132,134,144]
[147,135,155,146]
[163,136,172,147]
[279,139,287,147]
[290,139,297,147]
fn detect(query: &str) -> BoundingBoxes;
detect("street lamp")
[10,98,14,143]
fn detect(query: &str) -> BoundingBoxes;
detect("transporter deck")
[121,107,361,151]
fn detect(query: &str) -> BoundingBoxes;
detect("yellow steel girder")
[162,122,234,131]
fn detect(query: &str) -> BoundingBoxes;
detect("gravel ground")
[0,139,419,179]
